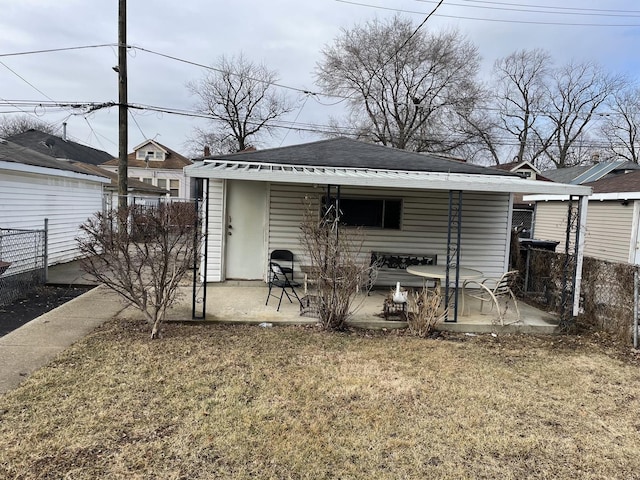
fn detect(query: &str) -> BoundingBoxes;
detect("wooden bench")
[370,251,438,288]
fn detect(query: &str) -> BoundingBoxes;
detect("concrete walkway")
[0,285,127,394]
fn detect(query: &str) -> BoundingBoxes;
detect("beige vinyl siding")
[532,202,570,249]
[268,183,511,285]
[0,169,104,265]
[583,202,634,263]
[534,200,634,263]
[204,179,225,282]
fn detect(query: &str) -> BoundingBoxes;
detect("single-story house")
[526,169,640,265]
[185,138,591,320]
[0,138,109,266]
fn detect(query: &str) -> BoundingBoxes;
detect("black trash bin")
[518,238,560,252]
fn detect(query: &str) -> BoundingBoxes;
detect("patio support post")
[192,178,209,320]
[444,190,463,323]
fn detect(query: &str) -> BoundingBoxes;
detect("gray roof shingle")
[0,139,106,177]
[201,137,517,176]
[7,129,114,166]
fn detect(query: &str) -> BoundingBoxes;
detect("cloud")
[1,0,638,157]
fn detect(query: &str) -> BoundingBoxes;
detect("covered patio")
[170,282,559,334]
[185,138,591,328]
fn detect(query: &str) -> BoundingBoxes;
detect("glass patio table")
[406,264,484,317]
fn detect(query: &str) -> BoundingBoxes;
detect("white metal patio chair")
[462,270,521,326]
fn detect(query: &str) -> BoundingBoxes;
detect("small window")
[323,197,401,229]
[157,178,167,189]
[141,178,152,184]
[169,179,179,197]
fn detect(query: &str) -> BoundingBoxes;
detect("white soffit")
[185,160,592,196]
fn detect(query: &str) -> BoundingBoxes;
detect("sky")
[1,0,639,158]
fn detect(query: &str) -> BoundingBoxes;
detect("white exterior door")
[224,180,266,279]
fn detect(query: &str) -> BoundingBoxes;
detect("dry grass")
[1,321,640,479]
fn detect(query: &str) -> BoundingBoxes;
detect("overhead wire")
[335,0,640,26]
[414,0,640,17]
[456,0,640,14]
[0,43,118,59]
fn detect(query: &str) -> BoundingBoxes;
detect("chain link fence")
[0,228,46,306]
[518,247,638,341]
[512,208,533,238]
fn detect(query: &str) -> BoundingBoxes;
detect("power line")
[129,109,148,140]
[335,0,640,26]
[0,43,118,58]
[456,0,640,14]
[130,45,334,98]
[415,0,640,17]
[392,0,445,60]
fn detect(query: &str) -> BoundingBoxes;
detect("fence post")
[44,218,49,283]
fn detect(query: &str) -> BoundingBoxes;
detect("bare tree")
[187,53,294,152]
[316,15,481,153]
[600,83,640,163]
[299,201,373,331]
[458,86,503,165]
[492,49,553,166]
[543,61,624,168]
[0,114,57,138]
[77,203,200,339]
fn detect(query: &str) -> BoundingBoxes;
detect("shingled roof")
[585,170,640,194]
[7,129,114,166]
[0,138,107,178]
[201,137,517,176]
[102,140,192,169]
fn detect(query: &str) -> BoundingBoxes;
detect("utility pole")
[117,0,128,210]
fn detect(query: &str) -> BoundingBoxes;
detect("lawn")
[1,319,639,479]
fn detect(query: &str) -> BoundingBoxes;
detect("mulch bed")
[0,285,93,337]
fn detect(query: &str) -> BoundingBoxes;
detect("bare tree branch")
[316,15,481,154]
[187,53,295,153]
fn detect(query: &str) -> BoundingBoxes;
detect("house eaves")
[0,160,109,183]
[185,160,591,196]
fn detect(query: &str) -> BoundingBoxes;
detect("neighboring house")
[0,139,109,266]
[494,160,551,238]
[527,169,640,264]
[8,129,168,205]
[185,138,590,318]
[101,139,195,199]
[70,162,168,209]
[8,128,114,166]
[541,159,640,185]
[494,159,542,181]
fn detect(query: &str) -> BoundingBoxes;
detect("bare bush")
[77,203,200,339]
[407,286,446,337]
[299,204,372,331]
